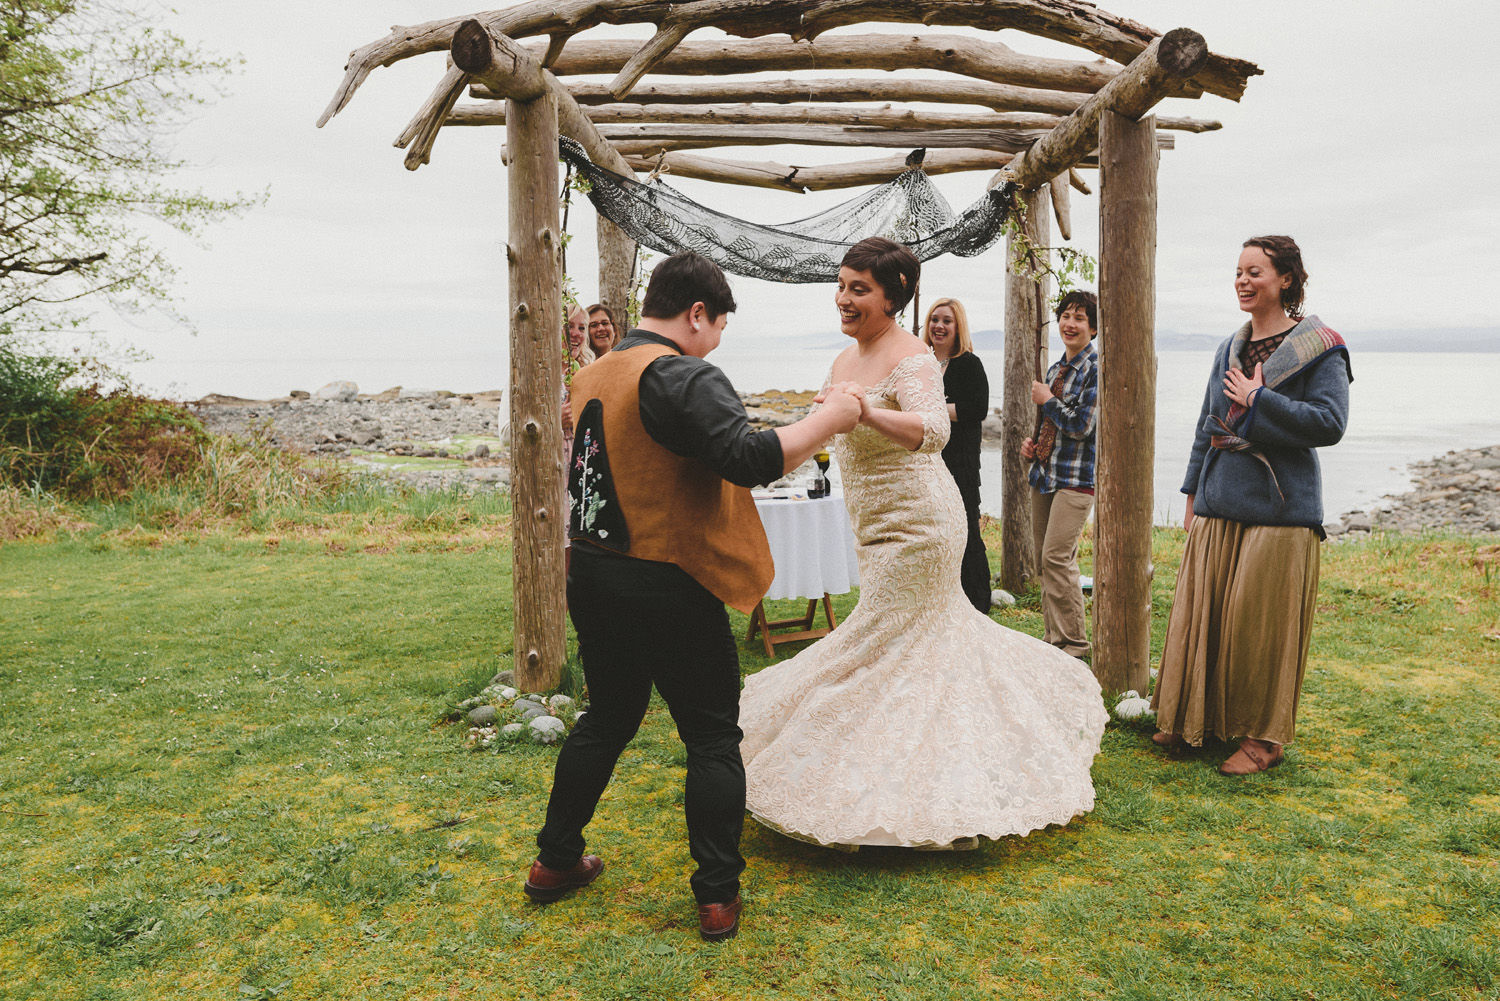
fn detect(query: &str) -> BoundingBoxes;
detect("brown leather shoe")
[1219,739,1283,776]
[698,895,742,942]
[1151,731,1185,748]
[523,855,603,903]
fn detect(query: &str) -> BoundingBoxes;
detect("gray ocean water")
[705,345,1499,526]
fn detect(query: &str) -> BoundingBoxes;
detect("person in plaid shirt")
[1021,290,1099,659]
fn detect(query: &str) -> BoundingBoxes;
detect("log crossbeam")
[447,100,1221,135]
[318,2,1260,129]
[995,27,1210,192]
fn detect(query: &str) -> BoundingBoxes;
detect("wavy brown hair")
[1242,235,1308,320]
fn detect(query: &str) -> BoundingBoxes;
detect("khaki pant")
[1029,487,1094,658]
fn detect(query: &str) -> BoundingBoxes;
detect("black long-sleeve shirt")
[940,350,989,484]
[625,329,784,488]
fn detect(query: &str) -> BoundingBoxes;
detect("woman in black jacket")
[923,297,991,612]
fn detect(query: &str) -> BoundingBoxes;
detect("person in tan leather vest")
[525,251,862,942]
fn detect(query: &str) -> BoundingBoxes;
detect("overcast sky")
[102,1,1500,398]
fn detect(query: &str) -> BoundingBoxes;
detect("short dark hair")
[1242,235,1309,319]
[1054,289,1099,337]
[640,251,737,320]
[840,237,920,316]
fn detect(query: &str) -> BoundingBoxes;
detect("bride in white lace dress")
[740,238,1108,849]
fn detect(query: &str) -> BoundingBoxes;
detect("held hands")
[813,381,866,433]
[1020,437,1036,460]
[561,400,574,433]
[1223,362,1265,408]
[1030,380,1055,406]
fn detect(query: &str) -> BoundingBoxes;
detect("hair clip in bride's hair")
[898,273,909,289]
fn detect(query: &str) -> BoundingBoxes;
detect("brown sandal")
[1150,731,1185,747]
[1219,740,1283,775]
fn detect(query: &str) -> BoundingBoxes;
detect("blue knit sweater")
[1181,315,1353,532]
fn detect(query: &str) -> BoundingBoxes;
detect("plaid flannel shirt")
[1028,347,1098,493]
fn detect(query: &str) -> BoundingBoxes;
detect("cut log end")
[1157,28,1209,79]
[451,19,494,75]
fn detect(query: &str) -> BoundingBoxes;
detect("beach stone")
[529,716,566,743]
[490,670,515,687]
[1323,522,1344,537]
[289,389,310,400]
[315,380,359,402]
[473,443,490,458]
[502,723,524,735]
[1345,514,1373,532]
[1114,692,1153,719]
[520,706,549,721]
[467,705,498,727]
[368,386,401,402]
[991,589,1017,607]
[547,694,574,709]
[400,388,439,401]
[1472,457,1500,470]
[351,431,379,447]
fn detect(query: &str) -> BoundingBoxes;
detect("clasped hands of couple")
[811,380,870,433]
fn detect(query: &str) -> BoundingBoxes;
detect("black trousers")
[536,545,746,905]
[957,479,992,613]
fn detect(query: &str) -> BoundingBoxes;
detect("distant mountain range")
[967,327,1498,352]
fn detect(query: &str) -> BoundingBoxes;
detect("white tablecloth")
[753,493,861,601]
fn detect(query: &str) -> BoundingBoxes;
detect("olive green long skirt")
[1150,517,1320,747]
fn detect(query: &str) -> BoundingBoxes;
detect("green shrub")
[0,342,208,499]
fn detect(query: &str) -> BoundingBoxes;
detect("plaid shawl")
[1224,315,1348,427]
[1211,315,1349,506]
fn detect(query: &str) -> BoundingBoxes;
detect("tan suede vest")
[570,342,774,614]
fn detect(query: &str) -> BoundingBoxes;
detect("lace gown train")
[740,354,1108,848]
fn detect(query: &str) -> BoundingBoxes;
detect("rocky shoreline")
[190,381,844,491]
[192,384,1497,538]
[1327,444,1500,538]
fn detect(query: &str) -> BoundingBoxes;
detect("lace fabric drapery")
[559,138,1014,284]
[740,353,1108,848]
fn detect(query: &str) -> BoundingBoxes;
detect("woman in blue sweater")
[1150,235,1352,775]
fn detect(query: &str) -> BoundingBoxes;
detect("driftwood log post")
[1000,184,1052,593]
[452,20,566,691]
[597,218,636,327]
[1094,109,1158,695]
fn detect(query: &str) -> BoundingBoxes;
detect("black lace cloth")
[560,138,1014,284]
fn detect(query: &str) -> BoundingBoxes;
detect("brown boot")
[698,895,742,942]
[523,855,603,903]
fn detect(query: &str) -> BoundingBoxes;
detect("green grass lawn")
[2,511,1498,1000]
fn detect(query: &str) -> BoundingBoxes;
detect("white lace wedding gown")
[740,353,1108,848]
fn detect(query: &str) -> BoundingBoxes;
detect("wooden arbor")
[318,0,1260,695]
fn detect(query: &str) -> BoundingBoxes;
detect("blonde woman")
[561,303,595,451]
[923,297,991,612]
[561,303,595,569]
